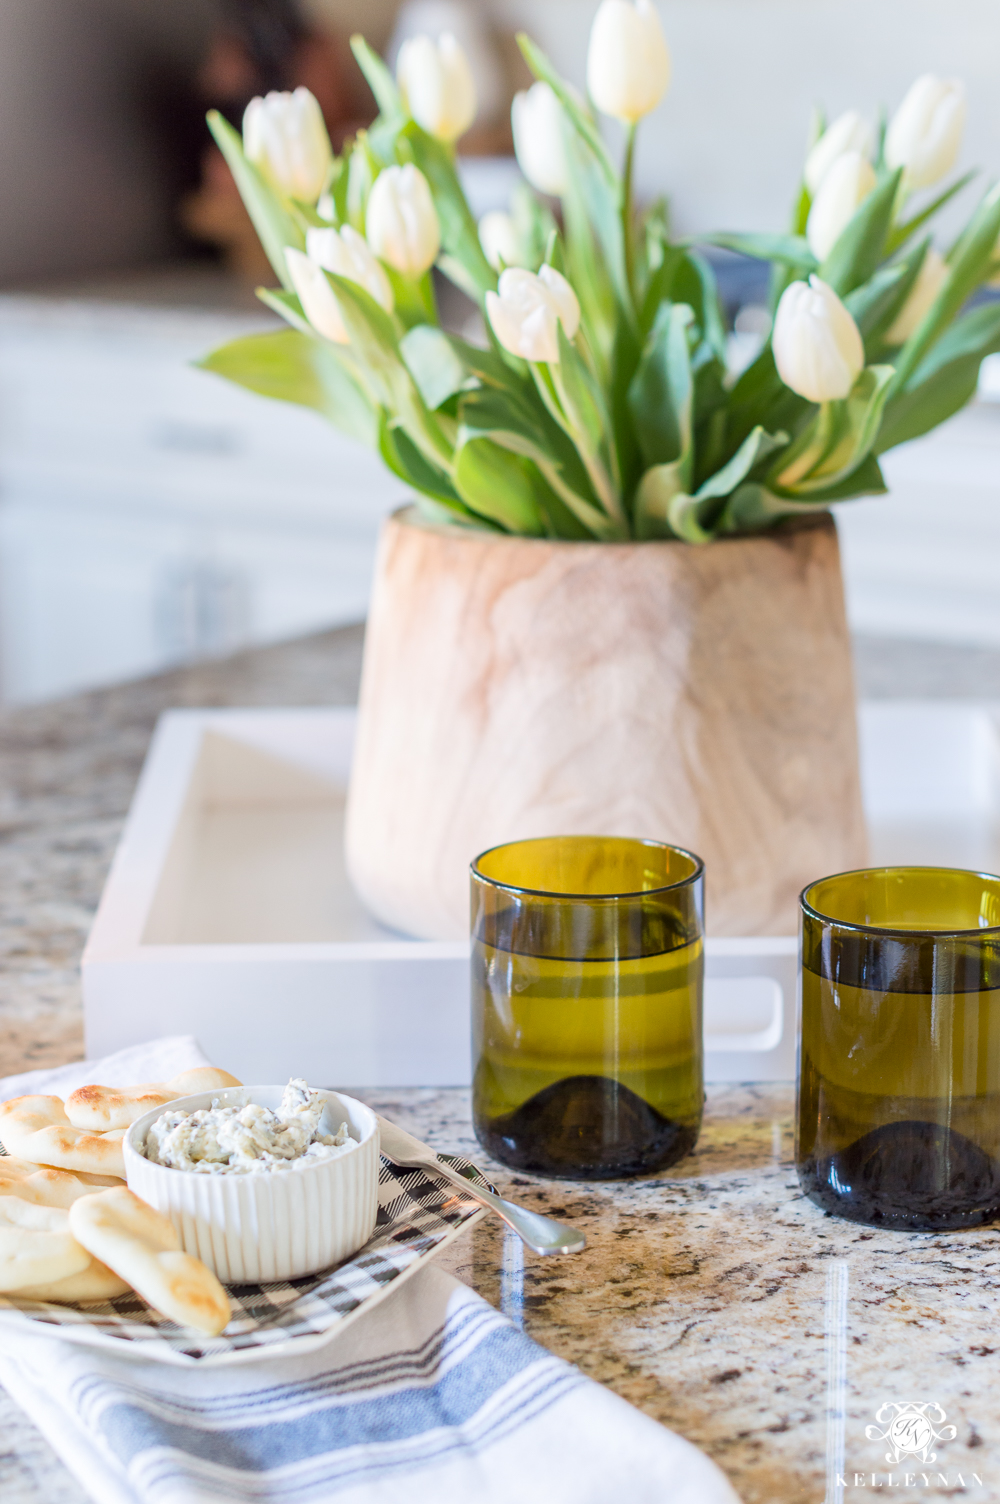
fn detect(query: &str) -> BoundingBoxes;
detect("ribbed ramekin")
[124,1086,379,1283]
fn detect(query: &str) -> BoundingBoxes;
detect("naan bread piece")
[64,1068,243,1131]
[12,1254,129,1304]
[0,1165,120,1209]
[69,1189,230,1337]
[0,1197,90,1292]
[0,1096,125,1177]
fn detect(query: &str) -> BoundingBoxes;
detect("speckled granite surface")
[3,626,1000,1504]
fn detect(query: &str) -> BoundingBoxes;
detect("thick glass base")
[798,1119,1000,1231]
[474,1073,700,1180]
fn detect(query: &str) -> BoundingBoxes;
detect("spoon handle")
[416,1156,585,1256]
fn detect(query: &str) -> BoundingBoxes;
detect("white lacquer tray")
[81,702,1000,1085]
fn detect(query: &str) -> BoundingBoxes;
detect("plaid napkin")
[0,1039,741,1504]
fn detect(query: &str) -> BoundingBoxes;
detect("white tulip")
[806,151,877,261]
[305,225,395,313]
[804,110,872,196]
[366,165,441,279]
[397,32,477,143]
[479,210,521,271]
[485,265,581,363]
[287,225,395,343]
[285,249,349,344]
[243,87,332,202]
[885,247,948,344]
[511,82,570,197]
[773,275,865,403]
[885,75,966,191]
[586,0,670,124]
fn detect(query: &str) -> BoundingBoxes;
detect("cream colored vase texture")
[345,506,867,939]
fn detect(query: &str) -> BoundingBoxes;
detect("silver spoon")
[376,1115,586,1256]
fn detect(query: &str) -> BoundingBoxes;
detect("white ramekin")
[124,1086,379,1283]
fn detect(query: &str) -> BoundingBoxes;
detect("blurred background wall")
[0,0,998,704]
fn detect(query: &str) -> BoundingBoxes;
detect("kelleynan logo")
[866,1403,957,1465]
[833,1403,983,1491]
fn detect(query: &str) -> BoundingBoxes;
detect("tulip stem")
[532,363,625,529]
[622,124,638,309]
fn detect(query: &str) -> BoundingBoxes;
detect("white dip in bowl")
[125,1083,379,1283]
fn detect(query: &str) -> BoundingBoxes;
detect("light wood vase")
[345,506,867,939]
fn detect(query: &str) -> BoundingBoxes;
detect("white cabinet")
[0,295,404,704]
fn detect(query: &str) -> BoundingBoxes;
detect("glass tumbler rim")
[801,864,1000,939]
[471,834,705,902]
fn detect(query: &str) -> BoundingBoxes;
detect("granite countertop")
[3,626,1000,1504]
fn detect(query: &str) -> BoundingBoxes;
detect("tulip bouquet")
[201,5,1000,542]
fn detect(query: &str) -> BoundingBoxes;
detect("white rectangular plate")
[82,702,1000,1084]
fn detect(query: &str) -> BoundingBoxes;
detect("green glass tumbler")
[798,866,1000,1231]
[471,835,704,1180]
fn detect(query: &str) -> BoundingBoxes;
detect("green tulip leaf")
[694,425,788,512]
[379,412,472,514]
[723,345,810,457]
[350,35,402,120]
[885,170,977,257]
[876,302,1000,452]
[256,287,315,338]
[628,303,694,478]
[458,385,618,539]
[819,168,903,297]
[772,365,894,495]
[346,136,379,234]
[207,111,304,290]
[400,324,475,409]
[453,436,559,535]
[633,462,685,540]
[516,33,617,187]
[891,184,1000,391]
[196,328,376,446]
[698,233,817,273]
[323,271,455,474]
[844,256,918,342]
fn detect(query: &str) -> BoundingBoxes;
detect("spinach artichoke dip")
[143,1078,355,1174]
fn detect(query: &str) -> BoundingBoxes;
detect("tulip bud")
[885,247,948,344]
[885,75,966,191]
[586,0,671,124]
[396,33,477,144]
[366,165,441,279]
[485,266,581,363]
[305,226,394,313]
[511,82,570,197]
[243,88,332,203]
[772,275,865,403]
[806,151,877,261]
[286,226,395,343]
[285,249,349,344]
[804,110,872,196]
[479,210,521,271]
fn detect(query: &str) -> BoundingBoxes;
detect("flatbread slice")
[65,1068,243,1132]
[0,1096,125,1177]
[69,1189,230,1337]
[12,1254,130,1304]
[0,1197,91,1292]
[0,1165,121,1210]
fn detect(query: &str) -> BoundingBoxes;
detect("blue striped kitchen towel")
[0,1262,739,1504]
[0,1039,741,1504]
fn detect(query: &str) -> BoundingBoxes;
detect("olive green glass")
[471,835,704,1180]
[798,866,1000,1231]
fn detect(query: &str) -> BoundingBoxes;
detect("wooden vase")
[345,506,867,939]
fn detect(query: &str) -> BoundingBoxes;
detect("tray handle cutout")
[704,976,783,1053]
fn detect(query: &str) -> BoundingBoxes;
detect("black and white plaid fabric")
[0,1154,490,1365]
